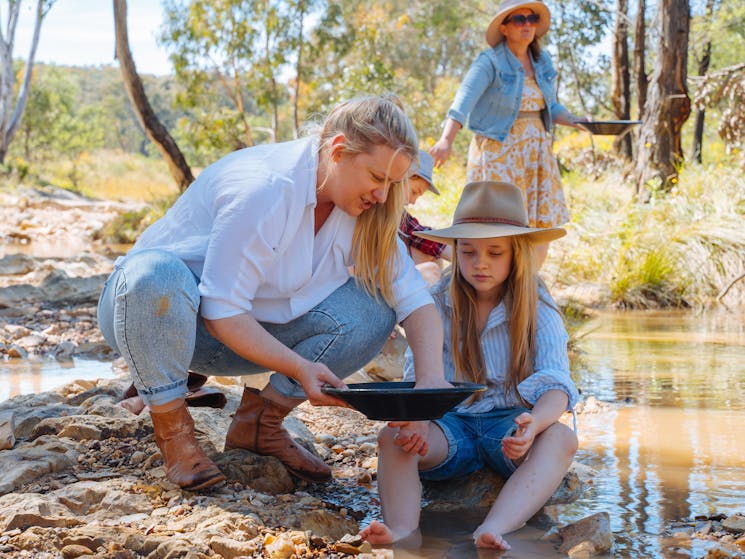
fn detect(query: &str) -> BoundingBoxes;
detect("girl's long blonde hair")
[449,235,546,404]
[317,96,418,305]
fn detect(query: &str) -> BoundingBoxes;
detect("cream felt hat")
[413,181,566,244]
[486,0,551,47]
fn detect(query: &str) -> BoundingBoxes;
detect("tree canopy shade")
[0,0,55,163]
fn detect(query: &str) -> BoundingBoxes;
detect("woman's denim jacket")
[447,41,567,142]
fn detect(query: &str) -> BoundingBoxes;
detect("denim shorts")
[420,407,529,481]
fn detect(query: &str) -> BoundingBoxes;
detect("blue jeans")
[97,249,396,406]
[420,407,529,481]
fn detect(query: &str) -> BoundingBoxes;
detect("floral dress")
[465,77,569,228]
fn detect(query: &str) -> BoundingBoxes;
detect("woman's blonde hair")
[317,95,418,305]
[449,235,550,404]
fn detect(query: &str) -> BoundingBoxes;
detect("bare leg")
[360,423,449,544]
[473,422,577,549]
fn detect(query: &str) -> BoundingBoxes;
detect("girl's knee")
[545,422,578,458]
[377,426,401,452]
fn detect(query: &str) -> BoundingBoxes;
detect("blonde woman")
[430,0,586,265]
[361,181,578,550]
[97,96,448,491]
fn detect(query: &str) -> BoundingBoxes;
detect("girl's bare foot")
[359,521,394,544]
[473,529,511,550]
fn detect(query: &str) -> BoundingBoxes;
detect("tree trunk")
[0,0,51,164]
[113,0,194,192]
[611,0,632,159]
[293,0,306,138]
[691,0,716,164]
[633,0,648,120]
[634,0,691,195]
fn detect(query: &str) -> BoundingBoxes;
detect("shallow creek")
[2,310,744,558]
[409,310,745,558]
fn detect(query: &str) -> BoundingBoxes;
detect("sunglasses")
[505,14,540,25]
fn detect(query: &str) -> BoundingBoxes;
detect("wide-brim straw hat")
[414,181,566,245]
[486,0,551,47]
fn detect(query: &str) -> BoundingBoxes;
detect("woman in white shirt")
[97,96,448,490]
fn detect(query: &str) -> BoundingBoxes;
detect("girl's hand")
[296,362,350,407]
[501,412,537,460]
[388,420,430,456]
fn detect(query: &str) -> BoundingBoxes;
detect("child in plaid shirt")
[400,151,452,284]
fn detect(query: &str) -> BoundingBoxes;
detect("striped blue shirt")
[404,279,579,414]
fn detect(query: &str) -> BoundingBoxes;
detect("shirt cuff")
[446,108,466,127]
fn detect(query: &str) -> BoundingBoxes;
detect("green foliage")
[550,146,745,308]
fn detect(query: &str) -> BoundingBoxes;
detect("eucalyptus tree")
[633,0,648,119]
[160,0,297,150]
[635,0,691,195]
[0,0,55,164]
[16,65,76,161]
[611,0,632,158]
[689,0,745,166]
[303,0,484,142]
[545,0,613,116]
[114,0,194,192]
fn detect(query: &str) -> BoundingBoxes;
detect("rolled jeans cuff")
[139,378,189,407]
[269,373,306,399]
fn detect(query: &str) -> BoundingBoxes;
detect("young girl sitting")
[360,181,579,550]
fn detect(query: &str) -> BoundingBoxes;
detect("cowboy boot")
[225,387,332,482]
[150,403,227,491]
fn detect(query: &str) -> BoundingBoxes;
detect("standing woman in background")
[430,0,586,265]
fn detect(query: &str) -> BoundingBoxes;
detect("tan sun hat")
[485,0,551,47]
[413,181,566,244]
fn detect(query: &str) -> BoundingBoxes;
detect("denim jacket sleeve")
[447,51,498,126]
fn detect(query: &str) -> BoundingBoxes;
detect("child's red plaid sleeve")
[399,212,447,259]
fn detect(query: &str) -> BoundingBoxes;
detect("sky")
[14,0,172,76]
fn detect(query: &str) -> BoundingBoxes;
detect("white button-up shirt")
[128,136,432,324]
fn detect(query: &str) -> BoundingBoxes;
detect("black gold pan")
[322,381,487,421]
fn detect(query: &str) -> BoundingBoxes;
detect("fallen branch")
[717,271,745,302]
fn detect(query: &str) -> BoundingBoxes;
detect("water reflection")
[562,310,745,557]
[0,358,116,402]
[574,310,745,410]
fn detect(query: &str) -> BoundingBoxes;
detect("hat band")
[454,216,526,227]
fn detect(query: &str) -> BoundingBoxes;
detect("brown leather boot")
[225,387,332,482]
[150,404,226,491]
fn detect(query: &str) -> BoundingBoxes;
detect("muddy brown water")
[2,310,744,558]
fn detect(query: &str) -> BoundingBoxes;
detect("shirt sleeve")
[390,236,434,324]
[447,51,497,126]
[516,299,579,410]
[400,212,447,258]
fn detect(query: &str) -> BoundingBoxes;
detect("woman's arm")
[554,109,588,130]
[204,313,346,406]
[430,118,463,167]
[431,52,496,167]
[399,303,449,388]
